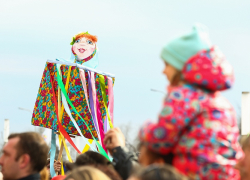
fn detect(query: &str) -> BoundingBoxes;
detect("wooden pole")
[57,142,64,161]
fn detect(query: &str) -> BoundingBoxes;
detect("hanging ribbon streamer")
[61,91,98,152]
[58,65,97,154]
[56,66,110,160]
[50,130,57,178]
[49,70,81,154]
[61,159,65,175]
[82,139,94,153]
[90,72,97,116]
[95,92,108,153]
[59,133,73,162]
[89,72,106,150]
[58,65,72,125]
[95,95,105,139]
[79,70,91,112]
[57,64,75,162]
[90,71,101,140]
[108,77,114,124]
[99,75,113,129]
[79,70,102,142]
[104,77,114,132]
[57,65,65,167]
[87,71,101,142]
[58,65,82,155]
[104,116,108,133]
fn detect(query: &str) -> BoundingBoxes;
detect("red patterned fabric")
[182,46,234,91]
[139,47,243,180]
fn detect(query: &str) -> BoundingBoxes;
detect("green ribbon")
[99,75,113,128]
[56,66,110,160]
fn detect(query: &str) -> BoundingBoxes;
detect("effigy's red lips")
[78,48,86,53]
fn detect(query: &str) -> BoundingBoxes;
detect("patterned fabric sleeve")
[140,86,200,155]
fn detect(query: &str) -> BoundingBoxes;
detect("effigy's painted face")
[72,37,96,60]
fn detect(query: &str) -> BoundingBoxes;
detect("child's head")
[70,32,98,60]
[162,62,182,86]
[128,165,188,180]
[161,24,212,86]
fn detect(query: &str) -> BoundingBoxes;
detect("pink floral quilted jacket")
[140,47,243,180]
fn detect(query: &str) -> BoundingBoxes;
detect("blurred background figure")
[65,151,113,170]
[137,24,243,180]
[0,132,49,180]
[52,151,122,180]
[64,166,111,180]
[66,151,122,180]
[128,165,188,180]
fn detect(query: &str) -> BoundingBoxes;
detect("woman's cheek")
[88,45,95,52]
[72,45,77,52]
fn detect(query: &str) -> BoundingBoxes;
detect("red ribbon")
[49,65,81,154]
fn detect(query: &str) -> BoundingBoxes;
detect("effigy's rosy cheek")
[72,44,77,51]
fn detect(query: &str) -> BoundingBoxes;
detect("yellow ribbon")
[61,159,64,175]
[82,139,94,153]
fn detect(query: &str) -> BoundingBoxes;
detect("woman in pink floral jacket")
[139,24,243,180]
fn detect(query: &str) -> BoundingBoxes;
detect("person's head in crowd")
[46,158,57,172]
[137,142,174,166]
[65,151,122,180]
[128,165,188,180]
[93,164,122,180]
[235,136,250,180]
[0,132,49,180]
[46,158,54,170]
[64,166,111,180]
[161,23,212,87]
[66,151,113,170]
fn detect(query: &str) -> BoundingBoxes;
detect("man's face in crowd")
[0,137,21,180]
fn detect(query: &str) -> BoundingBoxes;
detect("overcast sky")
[1,0,250,143]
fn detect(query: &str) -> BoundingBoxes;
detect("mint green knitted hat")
[161,24,212,70]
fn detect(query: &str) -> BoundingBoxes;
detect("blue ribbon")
[50,130,56,178]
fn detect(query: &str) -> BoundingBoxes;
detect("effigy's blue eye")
[87,40,93,45]
[75,39,80,43]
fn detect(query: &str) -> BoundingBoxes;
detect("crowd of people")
[1,24,249,180]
